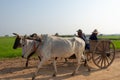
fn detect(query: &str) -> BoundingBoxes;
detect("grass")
[112,40,120,49]
[98,35,120,49]
[0,37,21,58]
[98,35,120,39]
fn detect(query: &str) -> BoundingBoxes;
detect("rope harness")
[23,39,41,58]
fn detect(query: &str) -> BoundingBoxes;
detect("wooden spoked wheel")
[92,40,115,69]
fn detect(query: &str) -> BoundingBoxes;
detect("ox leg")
[38,56,41,62]
[82,52,91,71]
[71,53,81,76]
[84,59,87,66]
[32,58,46,80]
[84,59,91,71]
[25,58,30,67]
[52,58,57,77]
[26,56,41,68]
[82,53,87,66]
[25,52,35,67]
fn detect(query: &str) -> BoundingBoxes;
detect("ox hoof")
[71,71,75,76]
[32,74,36,80]
[32,77,35,80]
[52,73,56,77]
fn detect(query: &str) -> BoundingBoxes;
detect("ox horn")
[13,33,20,37]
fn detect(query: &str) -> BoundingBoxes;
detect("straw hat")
[92,29,98,33]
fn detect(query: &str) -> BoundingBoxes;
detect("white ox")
[21,34,89,80]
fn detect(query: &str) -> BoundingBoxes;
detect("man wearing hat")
[89,29,98,40]
[77,29,87,42]
[77,29,89,49]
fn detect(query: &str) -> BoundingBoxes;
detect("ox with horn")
[12,33,41,67]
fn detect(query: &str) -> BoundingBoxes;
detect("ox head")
[21,35,41,58]
[13,33,21,49]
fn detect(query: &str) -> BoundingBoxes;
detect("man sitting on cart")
[77,29,89,49]
[89,29,98,40]
[88,29,98,51]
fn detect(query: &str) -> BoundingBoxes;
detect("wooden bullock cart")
[85,40,115,69]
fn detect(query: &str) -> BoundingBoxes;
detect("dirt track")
[0,52,120,80]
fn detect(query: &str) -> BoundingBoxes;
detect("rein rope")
[26,40,41,58]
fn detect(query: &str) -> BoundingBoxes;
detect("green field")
[0,37,21,58]
[98,35,120,40]
[0,36,120,58]
[98,35,120,49]
[112,40,120,49]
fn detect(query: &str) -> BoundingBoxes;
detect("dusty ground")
[0,52,120,80]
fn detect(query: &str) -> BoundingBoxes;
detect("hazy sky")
[0,0,120,36]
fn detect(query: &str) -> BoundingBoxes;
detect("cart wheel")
[92,40,115,69]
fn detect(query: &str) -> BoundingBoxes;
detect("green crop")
[0,37,21,58]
